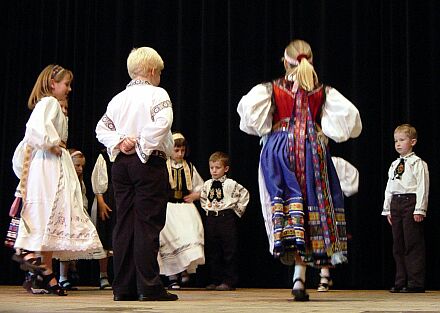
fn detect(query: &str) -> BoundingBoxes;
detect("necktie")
[208,180,224,202]
[394,158,405,180]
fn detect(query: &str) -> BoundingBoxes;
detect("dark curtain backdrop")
[1,0,439,289]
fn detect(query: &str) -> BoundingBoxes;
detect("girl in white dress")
[158,133,205,290]
[12,64,103,295]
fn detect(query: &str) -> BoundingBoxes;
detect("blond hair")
[27,64,73,110]
[394,124,418,140]
[209,151,230,167]
[284,39,318,91]
[127,47,164,79]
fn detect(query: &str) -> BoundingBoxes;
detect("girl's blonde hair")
[127,47,164,79]
[27,64,73,110]
[284,39,318,91]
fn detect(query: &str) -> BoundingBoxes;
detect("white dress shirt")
[200,175,250,217]
[382,152,429,216]
[96,80,173,163]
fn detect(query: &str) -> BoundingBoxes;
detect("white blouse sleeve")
[331,156,359,197]
[91,154,108,195]
[414,159,429,216]
[24,97,63,150]
[237,83,274,137]
[321,87,362,143]
[191,166,204,193]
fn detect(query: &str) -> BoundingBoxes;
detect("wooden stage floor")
[0,286,439,313]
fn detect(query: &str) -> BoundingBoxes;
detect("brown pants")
[390,194,425,289]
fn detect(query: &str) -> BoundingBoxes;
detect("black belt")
[150,150,167,160]
[206,209,235,217]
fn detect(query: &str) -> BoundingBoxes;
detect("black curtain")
[1,0,439,289]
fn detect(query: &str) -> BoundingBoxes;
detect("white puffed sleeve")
[331,156,359,197]
[191,166,204,193]
[91,154,108,195]
[237,83,274,136]
[24,97,63,150]
[321,87,362,143]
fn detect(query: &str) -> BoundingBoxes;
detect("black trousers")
[111,154,169,295]
[390,194,425,289]
[205,210,239,286]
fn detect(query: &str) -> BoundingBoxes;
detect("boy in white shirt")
[200,151,249,291]
[382,124,429,293]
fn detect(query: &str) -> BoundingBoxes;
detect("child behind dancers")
[382,124,429,293]
[91,149,116,290]
[200,151,249,291]
[158,133,205,290]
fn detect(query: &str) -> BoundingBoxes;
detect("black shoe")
[389,286,405,293]
[206,283,217,290]
[292,278,309,301]
[138,290,178,301]
[401,286,425,293]
[215,283,235,291]
[113,294,138,301]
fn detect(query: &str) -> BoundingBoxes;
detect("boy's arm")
[413,160,429,217]
[199,181,209,212]
[233,182,250,217]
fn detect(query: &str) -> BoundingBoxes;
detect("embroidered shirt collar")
[127,79,151,88]
[213,175,227,183]
[399,152,415,160]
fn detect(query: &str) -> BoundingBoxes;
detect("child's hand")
[120,137,137,155]
[413,214,424,222]
[98,201,112,221]
[49,145,62,156]
[386,214,392,225]
[184,192,201,203]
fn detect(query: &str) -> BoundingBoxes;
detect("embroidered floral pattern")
[151,100,172,121]
[101,114,116,131]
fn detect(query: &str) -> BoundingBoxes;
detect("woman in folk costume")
[12,64,103,295]
[237,39,362,301]
[158,133,205,290]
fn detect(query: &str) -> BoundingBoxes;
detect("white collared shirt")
[382,152,429,216]
[96,80,173,163]
[200,175,250,217]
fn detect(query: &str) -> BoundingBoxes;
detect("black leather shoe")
[113,294,138,301]
[401,286,425,293]
[389,286,405,293]
[138,290,178,301]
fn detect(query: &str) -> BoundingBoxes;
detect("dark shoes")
[139,290,178,301]
[390,286,425,293]
[215,283,235,291]
[114,290,178,301]
[389,286,405,293]
[402,286,425,293]
[292,278,309,301]
[113,294,138,301]
[205,283,235,291]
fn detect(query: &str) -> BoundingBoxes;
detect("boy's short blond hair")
[209,151,230,167]
[394,124,418,140]
[127,47,164,79]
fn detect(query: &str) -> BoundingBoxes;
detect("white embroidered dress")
[158,160,205,276]
[13,96,102,259]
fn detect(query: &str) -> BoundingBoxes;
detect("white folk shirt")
[382,152,429,216]
[200,175,250,217]
[96,80,174,163]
